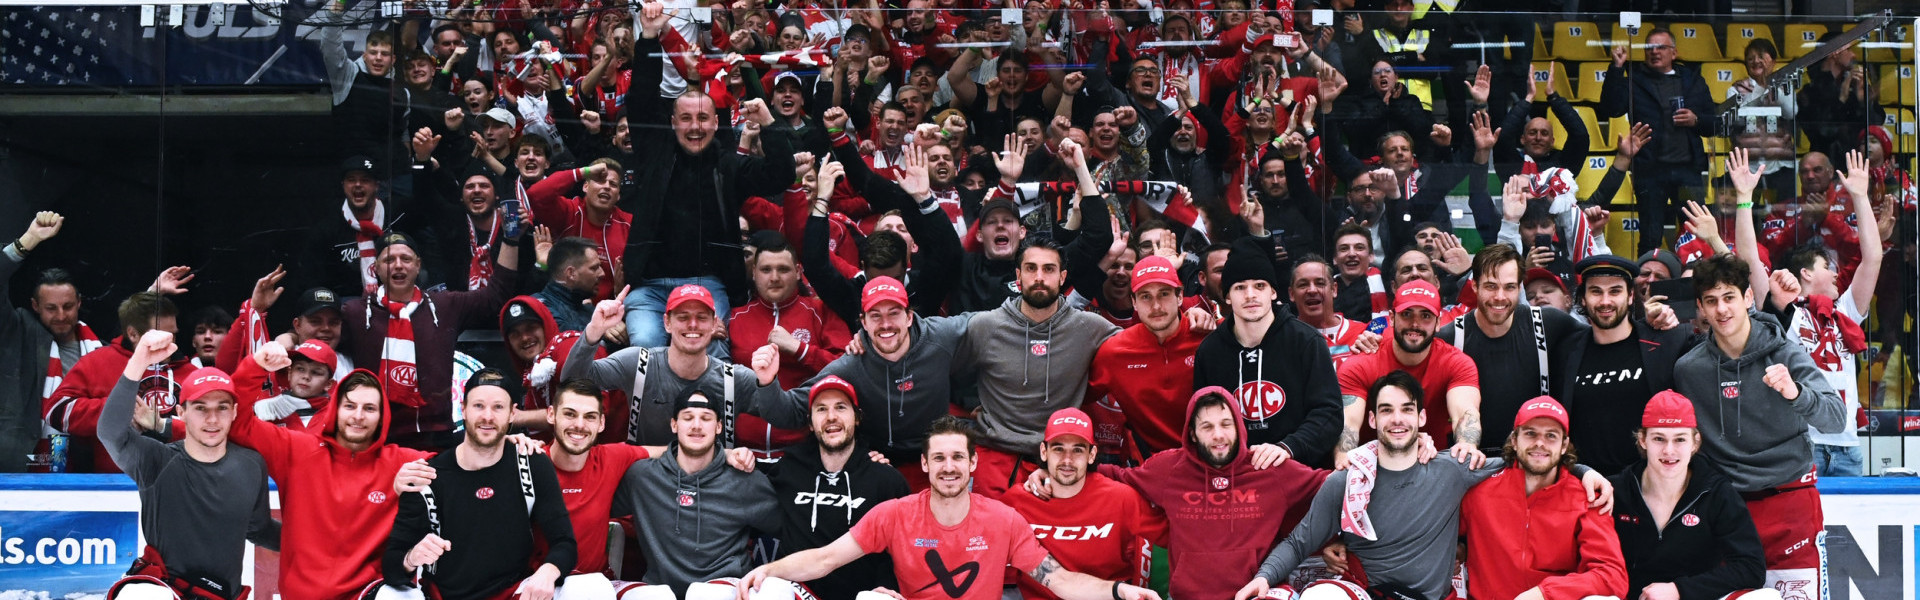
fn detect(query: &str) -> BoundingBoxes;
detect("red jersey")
[549,443,651,575]
[1316,319,1370,367]
[1460,467,1627,600]
[1337,341,1480,443]
[525,169,634,302]
[849,490,1052,600]
[1001,474,1168,600]
[1086,320,1207,456]
[726,294,853,452]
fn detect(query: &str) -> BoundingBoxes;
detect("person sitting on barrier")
[377,369,578,600]
[104,330,280,600]
[1608,391,1774,600]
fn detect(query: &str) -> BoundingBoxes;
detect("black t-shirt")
[1567,327,1651,477]
[1438,306,1581,450]
[384,449,577,599]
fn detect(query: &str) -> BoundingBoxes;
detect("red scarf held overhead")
[378,287,427,408]
[1805,295,1868,354]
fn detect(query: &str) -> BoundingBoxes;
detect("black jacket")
[1608,460,1766,600]
[1561,321,1701,475]
[1192,299,1344,468]
[620,35,796,306]
[1495,91,1590,183]
[804,134,965,326]
[1599,62,1720,171]
[1148,105,1233,212]
[764,439,909,600]
[0,248,52,472]
[294,198,430,300]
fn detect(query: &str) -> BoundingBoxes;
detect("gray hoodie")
[958,297,1121,454]
[749,314,973,466]
[1674,312,1845,492]
[616,444,780,596]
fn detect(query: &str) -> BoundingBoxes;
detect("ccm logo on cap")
[1652,417,1683,425]
[193,374,231,386]
[868,284,903,295]
[1403,287,1439,298]
[1052,416,1090,428]
[1523,401,1562,414]
[1137,266,1171,275]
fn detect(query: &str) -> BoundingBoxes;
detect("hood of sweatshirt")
[1181,385,1253,475]
[311,368,392,450]
[500,296,562,374]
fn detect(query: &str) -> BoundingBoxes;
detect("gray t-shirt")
[1256,454,1503,600]
[56,340,83,374]
[100,377,278,591]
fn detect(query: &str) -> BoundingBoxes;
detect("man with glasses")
[1600,27,1719,253]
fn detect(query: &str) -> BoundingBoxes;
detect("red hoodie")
[725,293,852,452]
[1096,386,1327,600]
[231,351,332,436]
[504,297,631,445]
[526,168,633,302]
[45,338,189,473]
[1086,319,1207,456]
[1460,466,1626,600]
[231,368,432,600]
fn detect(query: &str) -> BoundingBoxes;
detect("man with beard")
[726,234,853,455]
[1237,372,1612,600]
[406,139,514,293]
[103,331,280,600]
[1193,238,1344,468]
[748,276,973,489]
[1003,409,1168,600]
[380,370,577,600]
[761,376,911,600]
[229,347,434,600]
[614,387,780,598]
[620,4,793,349]
[300,156,424,297]
[1331,223,1388,324]
[561,284,773,446]
[338,231,519,450]
[1562,255,1698,476]
[1087,256,1215,457]
[3,212,105,472]
[1674,253,1843,598]
[1435,245,1584,454]
[530,159,632,303]
[737,416,1164,600]
[959,144,1122,494]
[1290,256,1381,367]
[1337,280,1481,468]
[1386,249,1469,321]
[1459,397,1628,600]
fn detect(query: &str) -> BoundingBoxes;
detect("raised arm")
[1839,150,1883,310]
[1725,148,1773,305]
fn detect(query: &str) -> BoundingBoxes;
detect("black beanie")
[1220,237,1278,294]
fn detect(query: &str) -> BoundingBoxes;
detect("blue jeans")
[624,276,730,355]
[1813,444,1863,477]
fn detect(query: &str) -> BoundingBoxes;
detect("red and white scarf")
[377,287,426,408]
[1365,267,1390,321]
[343,200,386,293]
[1340,440,1382,541]
[469,211,502,291]
[42,323,102,401]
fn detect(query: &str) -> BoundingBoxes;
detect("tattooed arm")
[1032,555,1162,600]
[1336,394,1365,469]
[1448,387,1483,452]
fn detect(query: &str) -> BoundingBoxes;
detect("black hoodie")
[1607,460,1766,600]
[763,439,910,600]
[1191,304,1345,468]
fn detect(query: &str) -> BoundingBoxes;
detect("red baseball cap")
[861,277,909,312]
[809,375,859,408]
[1393,279,1443,315]
[290,340,337,371]
[664,284,716,314]
[1513,396,1569,432]
[180,367,237,404]
[1642,390,1697,428]
[1043,408,1096,445]
[1130,255,1182,294]
[1524,268,1566,293]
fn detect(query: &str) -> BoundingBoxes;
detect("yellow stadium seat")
[1879,64,1914,107]
[1670,23,1726,62]
[1552,21,1608,62]
[1529,61,1576,100]
[1702,62,1750,103]
[1605,208,1642,252]
[1797,130,1810,155]
[1888,109,1917,153]
[1611,24,1651,62]
[1573,61,1610,103]
[1550,106,1617,154]
[1709,152,1729,178]
[1724,23,1773,61]
[1864,23,1914,63]
[1574,155,1616,197]
[1781,24,1826,60]
[1537,23,1554,59]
